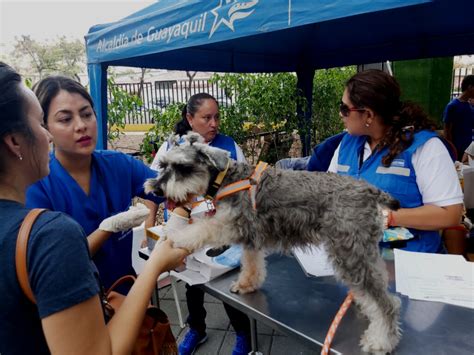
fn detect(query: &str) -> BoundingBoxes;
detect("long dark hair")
[346,69,436,166]
[33,76,95,125]
[0,62,35,174]
[174,93,218,136]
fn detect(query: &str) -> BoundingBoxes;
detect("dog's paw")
[360,329,397,355]
[166,235,194,252]
[230,280,257,294]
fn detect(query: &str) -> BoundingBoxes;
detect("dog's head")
[144,132,230,204]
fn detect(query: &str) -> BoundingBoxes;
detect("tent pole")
[88,63,109,150]
[296,68,315,157]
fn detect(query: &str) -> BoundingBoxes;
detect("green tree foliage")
[311,67,356,143]
[11,35,85,81]
[139,104,183,163]
[211,72,300,143]
[107,77,143,143]
[139,68,355,162]
[56,37,86,82]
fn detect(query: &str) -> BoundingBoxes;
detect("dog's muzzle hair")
[145,132,402,354]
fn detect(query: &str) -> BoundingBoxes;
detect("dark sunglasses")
[339,101,366,117]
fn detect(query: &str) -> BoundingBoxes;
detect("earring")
[18,154,23,161]
[365,123,370,127]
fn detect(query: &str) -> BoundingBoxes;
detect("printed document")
[394,249,474,309]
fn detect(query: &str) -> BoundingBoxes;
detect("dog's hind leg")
[328,238,401,354]
[351,256,401,354]
[230,248,266,294]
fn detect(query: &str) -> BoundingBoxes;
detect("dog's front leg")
[231,248,266,294]
[166,218,220,252]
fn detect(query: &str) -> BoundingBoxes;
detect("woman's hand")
[150,239,189,271]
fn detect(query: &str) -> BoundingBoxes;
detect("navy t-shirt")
[443,98,474,160]
[0,200,100,355]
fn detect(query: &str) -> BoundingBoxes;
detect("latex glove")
[99,203,150,233]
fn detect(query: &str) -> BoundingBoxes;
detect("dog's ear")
[196,144,230,171]
[184,132,205,145]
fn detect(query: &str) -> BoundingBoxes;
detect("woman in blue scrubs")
[26,76,164,291]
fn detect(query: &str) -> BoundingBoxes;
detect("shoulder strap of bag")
[105,275,136,297]
[15,208,47,304]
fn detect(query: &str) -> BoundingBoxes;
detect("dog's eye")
[175,163,194,175]
[159,161,168,170]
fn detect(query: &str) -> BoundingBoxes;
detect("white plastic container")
[462,165,474,208]
[146,225,166,251]
[165,211,190,236]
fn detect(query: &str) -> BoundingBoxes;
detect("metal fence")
[111,79,233,124]
[451,67,474,99]
[112,67,472,124]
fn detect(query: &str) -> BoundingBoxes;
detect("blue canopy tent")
[85,0,474,150]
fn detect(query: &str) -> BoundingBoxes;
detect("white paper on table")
[394,249,474,309]
[293,245,334,277]
[170,269,209,286]
[171,246,238,285]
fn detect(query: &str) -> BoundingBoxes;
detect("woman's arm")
[106,240,186,353]
[142,200,159,247]
[87,229,113,256]
[143,199,158,229]
[41,240,188,354]
[391,138,464,230]
[391,204,463,230]
[443,122,453,144]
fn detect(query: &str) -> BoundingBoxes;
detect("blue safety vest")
[209,134,237,160]
[337,130,442,252]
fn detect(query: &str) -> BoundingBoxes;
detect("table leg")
[249,317,263,355]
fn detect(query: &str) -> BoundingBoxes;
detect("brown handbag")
[104,276,178,355]
[16,208,178,355]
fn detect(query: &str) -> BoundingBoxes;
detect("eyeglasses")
[339,101,366,117]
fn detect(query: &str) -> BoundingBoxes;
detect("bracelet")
[387,211,396,227]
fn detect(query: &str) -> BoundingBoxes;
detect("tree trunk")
[186,71,197,99]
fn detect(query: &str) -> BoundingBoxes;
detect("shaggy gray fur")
[145,132,402,354]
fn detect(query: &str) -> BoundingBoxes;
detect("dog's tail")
[372,187,400,211]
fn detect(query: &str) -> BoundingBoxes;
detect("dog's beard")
[162,174,207,204]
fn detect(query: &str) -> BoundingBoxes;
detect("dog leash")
[214,161,268,210]
[321,291,354,355]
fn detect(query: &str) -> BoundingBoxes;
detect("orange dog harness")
[215,161,269,210]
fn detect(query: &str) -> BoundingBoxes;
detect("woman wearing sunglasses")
[327,69,463,253]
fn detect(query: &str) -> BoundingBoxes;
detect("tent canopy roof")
[86,0,473,73]
[85,0,473,149]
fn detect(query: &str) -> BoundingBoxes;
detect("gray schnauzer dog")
[145,132,401,354]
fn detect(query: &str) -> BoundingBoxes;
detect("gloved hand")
[99,203,150,233]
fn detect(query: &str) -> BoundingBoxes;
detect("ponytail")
[174,104,192,136]
[381,101,437,166]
